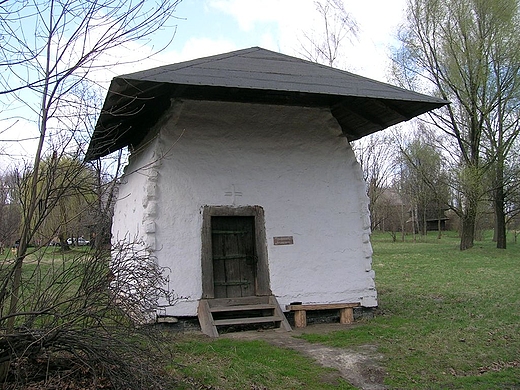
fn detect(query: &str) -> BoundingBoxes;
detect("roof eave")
[85,79,448,161]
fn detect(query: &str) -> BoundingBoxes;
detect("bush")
[0,243,176,389]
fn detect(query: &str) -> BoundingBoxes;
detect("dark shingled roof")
[85,47,447,161]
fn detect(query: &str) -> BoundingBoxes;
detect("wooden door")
[211,216,256,298]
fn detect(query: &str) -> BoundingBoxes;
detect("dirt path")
[222,324,387,390]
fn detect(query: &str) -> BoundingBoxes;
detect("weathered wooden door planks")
[211,216,256,298]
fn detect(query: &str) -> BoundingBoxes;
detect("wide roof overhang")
[85,47,448,161]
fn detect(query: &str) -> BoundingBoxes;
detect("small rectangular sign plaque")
[273,236,294,246]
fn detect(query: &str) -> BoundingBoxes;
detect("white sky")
[146,0,407,80]
[0,0,408,170]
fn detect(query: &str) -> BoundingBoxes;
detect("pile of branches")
[2,328,171,389]
[0,243,177,389]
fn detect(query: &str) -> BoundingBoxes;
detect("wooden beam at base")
[293,310,307,328]
[285,302,360,328]
[339,307,354,324]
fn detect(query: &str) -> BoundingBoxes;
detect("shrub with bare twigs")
[0,243,177,389]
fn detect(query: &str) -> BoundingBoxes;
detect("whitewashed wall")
[112,136,160,251]
[113,99,377,316]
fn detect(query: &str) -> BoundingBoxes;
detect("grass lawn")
[168,336,355,389]
[301,231,520,389]
[169,231,520,389]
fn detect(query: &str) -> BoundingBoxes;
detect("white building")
[86,47,446,336]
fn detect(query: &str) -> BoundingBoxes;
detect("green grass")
[169,231,520,389]
[168,336,355,389]
[1,245,112,330]
[301,231,520,389]
[2,244,93,264]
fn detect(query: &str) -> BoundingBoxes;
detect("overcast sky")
[141,0,408,82]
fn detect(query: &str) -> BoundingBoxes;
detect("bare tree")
[393,0,520,250]
[481,75,520,248]
[352,132,398,231]
[299,0,358,67]
[0,0,182,384]
[506,147,520,237]
[396,129,451,238]
[0,172,21,252]
[0,242,176,388]
[88,149,125,250]
[28,155,98,248]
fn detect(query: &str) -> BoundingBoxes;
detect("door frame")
[201,205,271,299]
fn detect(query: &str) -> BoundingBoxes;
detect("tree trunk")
[422,207,427,236]
[411,205,417,242]
[400,203,405,242]
[58,233,70,251]
[493,145,507,249]
[494,185,507,249]
[460,212,476,250]
[437,210,442,239]
[493,217,498,242]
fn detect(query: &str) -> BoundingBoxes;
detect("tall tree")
[0,172,21,252]
[0,0,182,382]
[0,0,181,322]
[32,155,97,248]
[505,145,520,228]
[393,0,520,250]
[352,132,398,231]
[397,130,450,238]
